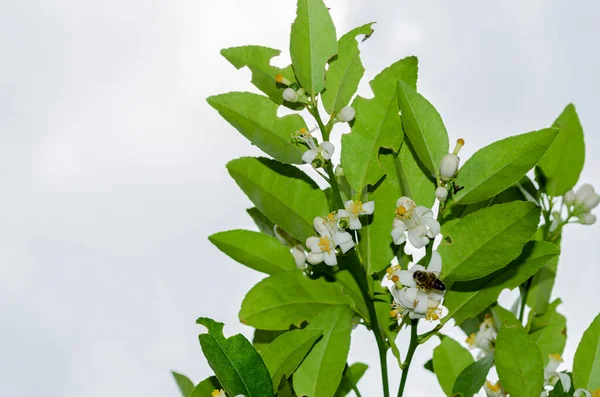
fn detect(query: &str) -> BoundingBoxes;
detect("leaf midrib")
[206,333,254,397]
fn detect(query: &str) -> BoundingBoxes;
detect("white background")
[1,1,599,396]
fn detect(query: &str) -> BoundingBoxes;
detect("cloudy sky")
[1,1,599,396]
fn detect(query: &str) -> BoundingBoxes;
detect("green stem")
[398,319,419,397]
[518,278,531,323]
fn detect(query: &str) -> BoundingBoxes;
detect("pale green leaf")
[432,336,475,396]
[443,241,559,325]
[395,140,436,208]
[190,376,221,397]
[396,80,449,178]
[172,372,194,397]
[208,92,307,164]
[496,324,545,397]
[247,207,276,237]
[438,201,541,281]
[526,251,559,315]
[294,306,353,397]
[239,270,355,330]
[227,157,329,242]
[322,23,374,114]
[220,45,303,110]
[209,229,296,275]
[538,104,585,196]
[334,270,369,320]
[573,313,600,390]
[290,0,337,96]
[492,305,522,329]
[196,318,272,397]
[262,328,322,392]
[453,128,559,205]
[253,329,287,355]
[528,299,567,365]
[451,354,494,397]
[341,56,418,192]
[334,363,368,397]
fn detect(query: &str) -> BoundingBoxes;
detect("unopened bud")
[584,193,600,211]
[275,74,291,86]
[338,106,356,122]
[440,154,459,181]
[291,245,307,269]
[575,184,595,205]
[283,88,299,103]
[564,190,575,206]
[334,165,344,177]
[435,186,448,202]
[579,213,597,225]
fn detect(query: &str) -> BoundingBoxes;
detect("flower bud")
[564,190,575,206]
[575,184,594,205]
[579,213,597,225]
[291,245,307,269]
[337,218,350,230]
[583,193,600,211]
[440,154,459,181]
[334,165,344,177]
[435,186,448,202]
[337,106,356,122]
[283,88,299,102]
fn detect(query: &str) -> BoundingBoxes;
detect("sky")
[1,1,599,396]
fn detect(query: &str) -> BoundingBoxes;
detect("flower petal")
[414,290,429,313]
[302,149,318,164]
[398,270,417,287]
[362,201,375,214]
[349,218,362,230]
[323,250,338,266]
[320,141,335,159]
[427,251,443,274]
[414,206,433,221]
[408,226,429,249]
[307,252,324,264]
[557,373,571,393]
[306,236,320,250]
[391,227,407,245]
[421,216,441,237]
[337,209,351,218]
[574,389,592,397]
[338,240,355,254]
[291,245,307,269]
[393,218,407,230]
[313,217,330,237]
[396,287,418,308]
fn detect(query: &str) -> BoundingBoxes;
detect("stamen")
[318,236,333,253]
[453,138,465,155]
[485,381,501,392]
[466,333,476,346]
[549,353,563,362]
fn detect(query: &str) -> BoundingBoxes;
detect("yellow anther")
[396,205,407,216]
[326,212,336,221]
[549,353,563,362]
[483,313,494,327]
[466,333,476,346]
[391,275,399,283]
[485,381,501,392]
[426,307,442,321]
[349,200,364,216]
[386,267,394,274]
[275,74,284,83]
[591,389,600,397]
[212,390,224,397]
[390,309,399,318]
[318,236,333,253]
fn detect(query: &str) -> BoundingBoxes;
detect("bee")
[413,270,446,292]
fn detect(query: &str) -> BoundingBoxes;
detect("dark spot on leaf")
[444,235,453,244]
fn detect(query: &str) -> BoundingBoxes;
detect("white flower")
[283,87,299,102]
[543,354,571,392]
[301,141,335,166]
[579,213,597,225]
[466,313,497,357]
[212,390,225,397]
[574,388,600,397]
[564,190,576,206]
[391,197,440,249]
[439,138,464,181]
[291,244,307,269]
[484,380,506,397]
[337,106,356,122]
[336,200,375,229]
[435,186,448,202]
[574,184,600,210]
[306,215,354,266]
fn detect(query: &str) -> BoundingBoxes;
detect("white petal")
[302,149,318,164]
[409,311,426,319]
[398,270,417,287]
[428,251,443,274]
[291,245,307,269]
[584,193,600,210]
[414,206,433,221]
[320,141,335,159]
[362,201,375,214]
[408,226,429,249]
[323,250,338,266]
[344,200,354,208]
[393,218,407,230]
[440,153,459,180]
[333,231,353,245]
[428,290,446,301]
[421,216,441,237]
[313,217,330,237]
[545,355,562,374]
[307,252,324,264]
[558,373,571,392]
[306,236,320,250]
[574,389,592,397]
[564,190,575,205]
[396,197,416,209]
[410,264,426,272]
[349,218,362,229]
[338,240,355,254]
[391,227,407,245]
[539,391,548,397]
[397,287,418,308]
[414,290,429,313]
[337,209,351,218]
[575,183,594,204]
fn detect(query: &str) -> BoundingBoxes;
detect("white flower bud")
[435,186,448,202]
[440,154,459,181]
[575,184,595,205]
[283,88,299,102]
[564,190,575,206]
[291,245,307,269]
[334,165,344,177]
[583,193,600,211]
[338,106,356,122]
[579,213,597,225]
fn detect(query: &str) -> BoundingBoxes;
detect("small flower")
[292,127,335,168]
[212,390,225,397]
[466,313,497,358]
[440,138,464,181]
[565,184,600,226]
[484,380,507,397]
[306,215,355,266]
[564,189,576,206]
[337,106,356,122]
[574,389,600,397]
[575,184,600,210]
[579,213,597,225]
[435,186,448,202]
[390,286,444,321]
[543,354,571,392]
[336,200,375,229]
[391,197,440,249]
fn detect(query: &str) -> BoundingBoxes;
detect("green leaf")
[247,207,276,237]
[451,354,494,397]
[424,359,435,373]
[396,80,449,178]
[239,270,355,330]
[528,299,567,365]
[395,141,437,208]
[526,254,559,315]
[573,313,600,390]
[190,376,221,397]
[491,305,522,329]
[290,0,337,96]
[341,56,418,192]
[294,306,354,397]
[227,157,329,242]
[276,379,298,397]
[196,318,273,397]
[208,92,307,164]
[334,363,368,397]
[262,328,322,392]
[538,104,585,196]
[432,336,475,396]
[443,241,560,325]
[334,270,369,320]
[496,324,545,397]
[220,45,303,110]
[209,229,296,275]
[172,371,194,397]
[253,329,287,355]
[453,128,559,205]
[438,201,541,281]
[322,24,373,114]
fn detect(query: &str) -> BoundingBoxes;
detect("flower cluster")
[466,313,497,358]
[292,127,335,168]
[387,251,446,321]
[540,354,571,395]
[391,197,440,249]
[306,214,355,266]
[564,183,599,225]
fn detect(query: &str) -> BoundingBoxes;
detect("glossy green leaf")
[451,354,494,397]
[239,270,355,330]
[220,45,303,110]
[538,104,585,196]
[209,229,296,275]
[227,157,329,242]
[453,128,559,204]
[432,336,474,396]
[208,93,307,164]
[396,80,449,178]
[491,305,522,329]
[247,207,276,237]
[395,140,437,208]
[253,329,287,355]
[262,328,322,391]
[275,379,298,397]
[290,0,337,96]
[341,56,418,192]
[528,299,567,365]
[196,318,272,397]
[526,254,559,315]
[294,306,353,397]
[322,24,373,114]
[438,201,541,281]
[334,270,369,320]
[496,324,544,397]
[334,363,368,397]
[573,313,600,390]
[443,241,559,325]
[172,371,194,397]
[190,376,221,397]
